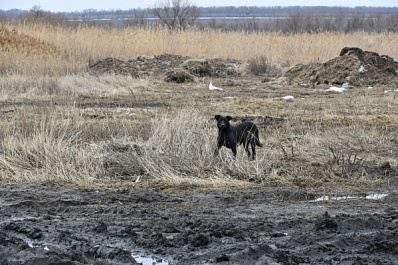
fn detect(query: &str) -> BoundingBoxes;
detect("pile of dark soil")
[88,57,139,76]
[87,55,241,82]
[164,69,196,83]
[180,58,241,78]
[281,47,398,86]
[88,54,190,77]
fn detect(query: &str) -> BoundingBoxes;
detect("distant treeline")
[2,6,398,19]
[200,6,398,18]
[1,6,398,32]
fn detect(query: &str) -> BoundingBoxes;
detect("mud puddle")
[311,193,389,202]
[132,254,170,265]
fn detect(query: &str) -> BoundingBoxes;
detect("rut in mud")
[0,184,397,264]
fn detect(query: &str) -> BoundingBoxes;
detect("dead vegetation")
[1,22,398,191]
[1,22,398,76]
[1,75,398,190]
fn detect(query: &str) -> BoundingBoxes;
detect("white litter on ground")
[209,83,223,91]
[282,95,294,100]
[327,86,346,93]
[358,65,366,73]
[342,82,352,88]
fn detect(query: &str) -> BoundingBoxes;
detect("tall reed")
[1,22,397,76]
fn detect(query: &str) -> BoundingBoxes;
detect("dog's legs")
[251,140,256,160]
[214,140,223,157]
[214,144,221,157]
[244,141,251,159]
[231,144,237,158]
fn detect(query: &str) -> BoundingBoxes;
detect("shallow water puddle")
[311,193,388,202]
[132,254,170,265]
[24,238,51,251]
[26,238,171,264]
[0,216,42,225]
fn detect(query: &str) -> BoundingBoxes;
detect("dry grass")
[1,22,398,190]
[0,74,155,102]
[1,22,398,76]
[3,81,397,189]
[0,109,100,183]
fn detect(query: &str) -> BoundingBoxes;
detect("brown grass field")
[1,22,398,194]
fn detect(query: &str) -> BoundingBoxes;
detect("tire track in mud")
[0,184,397,264]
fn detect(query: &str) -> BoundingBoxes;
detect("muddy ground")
[0,181,398,265]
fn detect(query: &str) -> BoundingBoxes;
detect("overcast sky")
[1,0,397,12]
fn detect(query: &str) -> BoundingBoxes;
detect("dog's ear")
[227,116,232,121]
[215,115,220,120]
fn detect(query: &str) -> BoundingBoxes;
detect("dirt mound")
[134,54,190,72]
[281,47,398,86]
[88,55,241,81]
[88,54,190,77]
[180,58,241,78]
[164,69,196,83]
[88,57,138,76]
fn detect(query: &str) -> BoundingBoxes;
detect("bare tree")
[24,5,45,23]
[23,5,68,26]
[124,11,147,27]
[285,12,303,33]
[150,0,200,29]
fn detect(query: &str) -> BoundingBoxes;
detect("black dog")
[214,115,262,160]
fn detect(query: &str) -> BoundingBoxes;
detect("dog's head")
[215,115,232,130]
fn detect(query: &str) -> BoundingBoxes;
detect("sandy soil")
[0,181,397,265]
